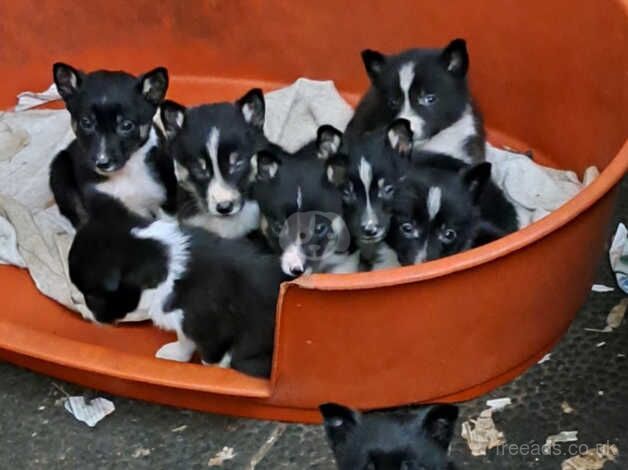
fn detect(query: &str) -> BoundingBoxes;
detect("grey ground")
[1,177,626,470]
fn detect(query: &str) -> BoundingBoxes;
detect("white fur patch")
[397,62,426,138]
[281,243,307,276]
[94,128,166,217]
[155,335,196,362]
[96,137,107,166]
[321,250,360,274]
[427,186,442,221]
[371,243,401,271]
[206,127,240,213]
[242,103,254,123]
[418,106,478,163]
[414,242,428,264]
[359,157,377,227]
[186,199,260,239]
[296,185,303,210]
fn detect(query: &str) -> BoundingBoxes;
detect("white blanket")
[0,79,596,318]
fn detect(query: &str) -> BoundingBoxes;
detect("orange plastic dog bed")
[0,0,626,423]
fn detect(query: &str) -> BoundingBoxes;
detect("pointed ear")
[460,162,491,203]
[316,125,343,160]
[251,150,280,181]
[386,119,414,157]
[440,39,469,77]
[138,67,169,105]
[237,88,265,130]
[53,63,84,101]
[361,49,387,83]
[325,153,349,187]
[418,404,459,450]
[160,100,186,136]
[319,403,361,448]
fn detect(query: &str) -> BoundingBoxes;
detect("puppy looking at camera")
[49,63,176,227]
[68,196,287,378]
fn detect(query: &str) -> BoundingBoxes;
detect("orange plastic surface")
[0,0,626,423]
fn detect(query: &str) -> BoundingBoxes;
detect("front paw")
[155,341,195,362]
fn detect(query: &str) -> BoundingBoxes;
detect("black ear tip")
[318,124,341,138]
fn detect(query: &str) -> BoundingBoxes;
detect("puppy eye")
[229,153,245,173]
[79,116,95,131]
[439,227,457,243]
[418,93,438,106]
[117,119,135,134]
[342,182,355,201]
[387,97,402,109]
[400,221,419,238]
[380,184,395,198]
[314,223,329,237]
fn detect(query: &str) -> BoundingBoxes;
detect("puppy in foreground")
[68,197,287,378]
[50,63,176,227]
[320,402,459,469]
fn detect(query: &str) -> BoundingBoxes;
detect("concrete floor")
[1,177,626,469]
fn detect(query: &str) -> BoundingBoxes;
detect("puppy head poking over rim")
[160,89,265,218]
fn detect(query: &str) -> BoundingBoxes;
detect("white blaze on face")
[96,137,108,164]
[359,157,378,228]
[206,126,240,214]
[427,186,442,221]
[397,62,426,139]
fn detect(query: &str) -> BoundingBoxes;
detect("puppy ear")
[386,119,413,157]
[316,125,343,160]
[160,100,186,136]
[417,404,459,450]
[138,67,169,105]
[361,49,387,82]
[251,150,280,181]
[237,88,265,130]
[325,153,349,186]
[319,403,361,449]
[53,63,84,101]
[440,39,469,77]
[460,162,492,203]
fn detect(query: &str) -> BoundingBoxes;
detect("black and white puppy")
[327,120,413,271]
[320,403,459,470]
[160,90,265,239]
[346,39,485,163]
[252,128,357,277]
[50,63,176,227]
[388,156,518,265]
[68,197,285,378]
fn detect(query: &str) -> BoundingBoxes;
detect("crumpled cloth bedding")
[0,79,597,318]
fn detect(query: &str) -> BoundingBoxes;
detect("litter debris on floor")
[461,409,506,456]
[208,447,236,467]
[609,223,628,294]
[561,401,575,414]
[596,341,606,348]
[486,397,512,411]
[538,353,552,364]
[132,448,151,458]
[171,425,187,433]
[63,396,115,427]
[585,298,628,333]
[542,430,578,455]
[591,284,614,293]
[561,443,619,470]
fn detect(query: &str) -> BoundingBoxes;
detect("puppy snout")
[216,201,235,215]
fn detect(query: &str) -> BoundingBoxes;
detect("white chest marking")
[370,243,401,271]
[359,157,377,226]
[417,106,479,163]
[397,62,426,138]
[94,128,165,217]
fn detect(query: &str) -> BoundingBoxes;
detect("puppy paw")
[155,341,195,362]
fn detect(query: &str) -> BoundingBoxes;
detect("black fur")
[49,63,175,226]
[388,155,518,265]
[320,403,459,470]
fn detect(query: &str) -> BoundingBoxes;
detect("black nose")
[95,159,111,170]
[216,201,234,214]
[290,266,304,276]
[361,224,380,237]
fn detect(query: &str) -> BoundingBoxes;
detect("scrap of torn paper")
[543,430,578,455]
[208,447,236,467]
[64,396,115,427]
[561,443,619,470]
[461,409,506,456]
[486,397,512,412]
[609,223,628,293]
[591,284,614,293]
[584,298,627,333]
[14,84,62,112]
[561,401,575,414]
[538,353,552,364]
